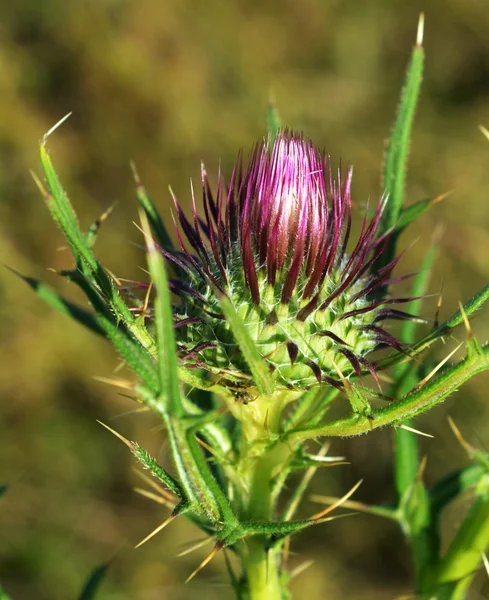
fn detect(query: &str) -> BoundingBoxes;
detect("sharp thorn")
[195,435,218,457]
[135,514,174,548]
[132,468,176,501]
[479,124,489,142]
[397,424,434,439]
[411,342,463,391]
[416,13,424,47]
[417,455,428,481]
[176,537,213,558]
[185,545,219,583]
[133,487,174,509]
[96,420,133,449]
[93,376,135,390]
[289,559,314,581]
[482,552,489,578]
[458,301,472,337]
[42,112,72,144]
[447,416,473,453]
[310,479,363,520]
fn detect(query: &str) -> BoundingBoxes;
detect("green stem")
[240,443,290,600]
[243,540,282,600]
[285,344,489,441]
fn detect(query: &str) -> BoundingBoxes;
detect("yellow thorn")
[458,301,472,337]
[310,494,369,513]
[281,537,291,569]
[434,278,444,328]
[482,552,489,578]
[411,343,463,391]
[397,424,434,439]
[133,487,174,508]
[447,416,473,453]
[93,376,134,390]
[176,537,213,558]
[184,545,219,583]
[416,13,425,47]
[30,170,49,197]
[105,267,122,288]
[315,512,359,525]
[429,190,453,207]
[377,372,394,384]
[135,514,174,548]
[310,479,363,520]
[96,420,133,449]
[479,124,489,141]
[142,281,153,316]
[289,559,314,581]
[195,435,218,458]
[132,468,176,501]
[417,455,428,482]
[263,407,269,432]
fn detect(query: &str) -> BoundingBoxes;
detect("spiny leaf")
[131,162,176,253]
[97,316,159,395]
[85,203,117,248]
[131,443,184,499]
[37,139,156,354]
[216,293,273,396]
[376,13,424,271]
[78,563,109,600]
[377,282,489,370]
[9,268,104,337]
[395,193,449,234]
[140,211,183,417]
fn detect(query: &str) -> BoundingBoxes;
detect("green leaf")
[9,268,105,337]
[376,15,424,270]
[130,162,176,253]
[376,282,489,371]
[141,212,183,417]
[78,563,109,600]
[84,203,116,248]
[99,316,160,395]
[132,443,185,498]
[37,143,156,355]
[430,464,485,517]
[395,194,446,234]
[393,234,439,499]
[216,294,273,396]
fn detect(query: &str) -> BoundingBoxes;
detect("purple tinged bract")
[160,131,415,394]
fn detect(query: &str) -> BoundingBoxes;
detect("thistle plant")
[12,15,489,600]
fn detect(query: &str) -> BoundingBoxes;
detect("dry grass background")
[1,1,489,598]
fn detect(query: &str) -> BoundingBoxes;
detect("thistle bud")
[167,131,409,395]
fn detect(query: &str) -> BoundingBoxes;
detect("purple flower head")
[164,131,414,393]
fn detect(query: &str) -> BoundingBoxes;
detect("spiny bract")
[163,132,412,395]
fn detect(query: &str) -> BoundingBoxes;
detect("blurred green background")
[1,0,489,598]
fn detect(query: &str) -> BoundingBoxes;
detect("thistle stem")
[243,540,282,600]
[240,442,290,599]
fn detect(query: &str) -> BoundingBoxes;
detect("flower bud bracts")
[167,132,409,394]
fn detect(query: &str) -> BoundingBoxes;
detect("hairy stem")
[285,344,489,441]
